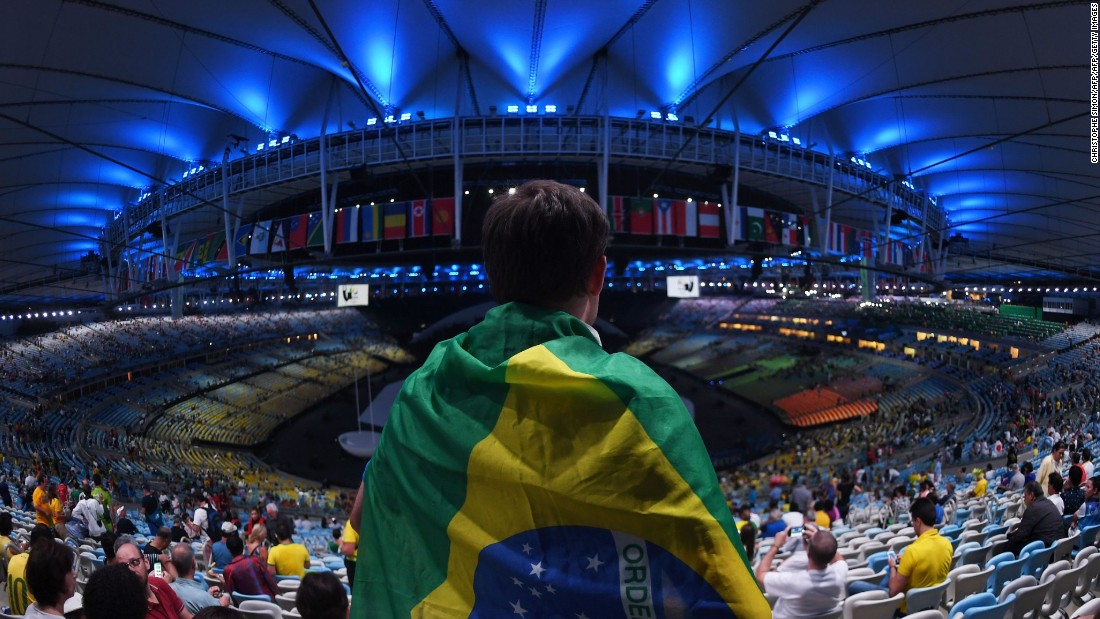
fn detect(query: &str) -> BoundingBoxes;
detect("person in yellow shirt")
[267,523,310,578]
[31,476,52,527]
[971,474,989,498]
[7,524,56,615]
[340,519,359,584]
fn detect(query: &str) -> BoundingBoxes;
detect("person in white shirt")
[70,494,106,540]
[755,524,847,619]
[192,496,210,541]
[1084,448,1095,482]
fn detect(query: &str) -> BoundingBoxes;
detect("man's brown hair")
[482,180,609,305]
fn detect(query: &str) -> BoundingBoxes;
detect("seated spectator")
[8,524,56,615]
[245,523,269,564]
[755,525,845,619]
[267,522,310,578]
[170,518,187,543]
[1001,464,1025,491]
[812,500,832,529]
[1022,461,1037,484]
[1062,466,1087,515]
[760,508,786,538]
[211,523,236,569]
[740,523,756,563]
[1007,481,1067,556]
[114,538,192,619]
[115,505,138,535]
[296,571,349,619]
[82,563,147,619]
[167,543,230,615]
[0,511,23,559]
[22,537,76,619]
[1047,473,1066,514]
[222,534,279,600]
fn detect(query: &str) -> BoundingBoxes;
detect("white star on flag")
[585,554,604,571]
[529,561,546,579]
[510,600,527,617]
[521,542,533,555]
[545,584,556,594]
[511,576,524,587]
[529,586,542,598]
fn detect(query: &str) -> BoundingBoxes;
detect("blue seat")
[231,591,273,606]
[941,525,964,540]
[959,593,1015,619]
[986,552,1027,594]
[866,551,890,574]
[1022,544,1056,580]
[949,592,997,618]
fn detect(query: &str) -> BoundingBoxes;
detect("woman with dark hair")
[23,538,76,618]
[739,523,757,563]
[297,571,349,619]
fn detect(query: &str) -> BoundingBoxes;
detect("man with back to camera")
[754,522,846,619]
[1006,481,1066,556]
[348,180,770,618]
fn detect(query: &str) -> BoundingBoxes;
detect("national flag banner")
[733,205,745,241]
[828,222,851,254]
[384,202,408,240]
[215,232,229,261]
[912,243,930,273]
[145,256,156,282]
[174,240,196,272]
[286,214,308,250]
[307,212,325,247]
[746,207,766,242]
[360,204,380,242]
[204,231,225,263]
[355,303,771,618]
[679,199,697,237]
[119,261,129,291]
[763,211,782,244]
[431,197,455,237]
[270,220,287,253]
[698,202,720,239]
[192,233,214,264]
[628,197,653,235]
[608,196,628,234]
[780,213,801,246]
[335,207,359,244]
[409,199,429,237]
[859,230,874,261]
[799,216,812,247]
[654,198,676,235]
[250,220,271,254]
[235,223,253,259]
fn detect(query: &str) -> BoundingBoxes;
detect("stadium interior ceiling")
[0,1,1092,311]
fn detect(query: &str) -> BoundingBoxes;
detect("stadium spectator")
[790,478,813,515]
[192,496,211,541]
[116,505,138,535]
[1007,481,1067,556]
[245,523,268,564]
[32,475,51,527]
[91,474,115,533]
[349,180,769,617]
[1063,466,1087,515]
[267,522,310,578]
[143,527,172,574]
[115,538,193,619]
[221,535,278,600]
[849,498,951,614]
[167,543,229,614]
[339,518,358,585]
[82,563,147,619]
[22,537,76,618]
[142,488,165,531]
[755,524,845,619]
[1001,464,1025,491]
[7,524,56,614]
[69,491,105,541]
[1047,473,1066,513]
[1038,441,1066,495]
[211,523,236,569]
[243,508,264,538]
[296,571,349,619]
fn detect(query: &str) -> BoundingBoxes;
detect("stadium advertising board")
[337,284,370,307]
[666,275,700,298]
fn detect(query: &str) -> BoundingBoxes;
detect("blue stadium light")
[268,139,278,148]
[281,136,290,144]
[792,137,801,146]
[506,105,519,113]
[650,111,662,119]
[400,112,412,121]
[525,104,537,113]
[768,131,778,139]
[366,118,377,126]
[666,112,678,121]
[544,105,556,113]
[384,115,396,123]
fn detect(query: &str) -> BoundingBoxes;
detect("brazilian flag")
[355,302,768,618]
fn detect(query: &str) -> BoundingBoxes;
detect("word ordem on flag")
[356,303,769,619]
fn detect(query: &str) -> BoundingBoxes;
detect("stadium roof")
[0,0,1091,304]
